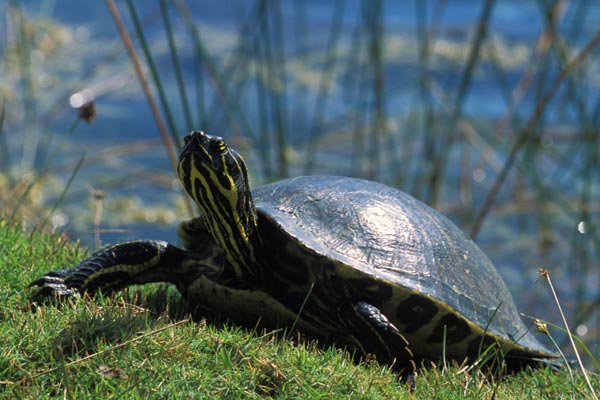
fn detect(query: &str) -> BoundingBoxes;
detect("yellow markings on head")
[181,151,257,275]
[214,139,227,153]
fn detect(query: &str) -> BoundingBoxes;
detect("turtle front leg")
[338,302,416,380]
[29,240,218,302]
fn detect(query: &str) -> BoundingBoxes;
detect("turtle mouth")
[178,131,233,191]
[182,130,209,155]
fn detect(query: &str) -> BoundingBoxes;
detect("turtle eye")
[209,137,228,155]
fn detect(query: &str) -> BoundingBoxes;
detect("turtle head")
[179,131,249,196]
[178,131,259,276]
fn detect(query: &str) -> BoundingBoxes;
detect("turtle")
[30,130,558,379]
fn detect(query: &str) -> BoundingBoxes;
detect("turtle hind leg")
[338,302,416,385]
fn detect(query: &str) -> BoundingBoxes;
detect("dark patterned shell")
[252,175,554,357]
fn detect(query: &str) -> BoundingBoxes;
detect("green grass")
[1,219,598,399]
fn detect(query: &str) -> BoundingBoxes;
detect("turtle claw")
[29,271,81,302]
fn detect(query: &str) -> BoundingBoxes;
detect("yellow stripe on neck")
[186,154,258,276]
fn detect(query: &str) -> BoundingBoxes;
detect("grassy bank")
[0,219,597,399]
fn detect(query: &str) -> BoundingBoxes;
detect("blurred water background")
[2,0,599,362]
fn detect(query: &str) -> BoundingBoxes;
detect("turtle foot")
[29,271,81,302]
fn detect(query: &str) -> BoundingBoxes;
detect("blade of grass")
[541,318,600,372]
[172,0,256,145]
[201,1,262,135]
[539,269,597,400]
[9,0,38,171]
[304,0,347,173]
[42,118,80,171]
[265,0,288,178]
[493,1,565,137]
[567,0,591,41]
[285,282,315,344]
[363,0,386,180]
[194,54,208,129]
[125,0,181,152]
[427,0,495,206]
[105,0,195,219]
[42,153,85,229]
[407,0,433,196]
[253,10,274,179]
[0,100,8,169]
[23,318,190,382]
[292,0,309,144]
[105,0,178,170]
[7,173,36,222]
[161,0,194,133]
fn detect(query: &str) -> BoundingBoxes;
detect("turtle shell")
[252,175,554,359]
